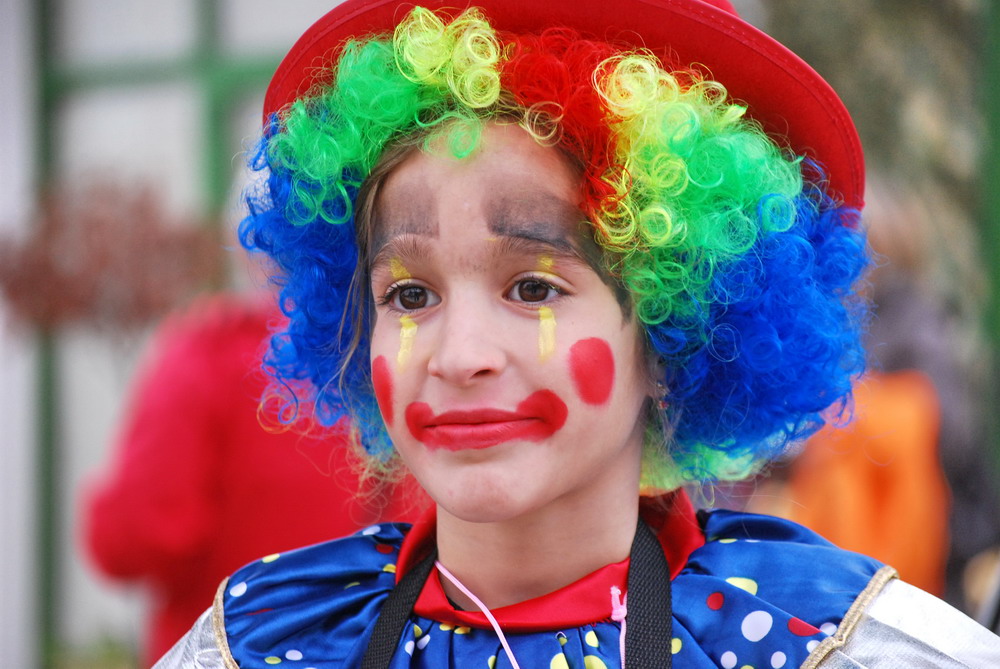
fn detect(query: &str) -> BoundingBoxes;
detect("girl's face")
[368,123,651,523]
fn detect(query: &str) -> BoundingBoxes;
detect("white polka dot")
[820,622,837,636]
[285,650,303,661]
[404,640,415,655]
[721,651,738,669]
[771,651,787,668]
[741,610,773,642]
[417,634,431,650]
[229,582,247,597]
[806,640,820,652]
[362,525,381,536]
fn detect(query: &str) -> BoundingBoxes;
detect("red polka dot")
[375,543,394,554]
[788,617,820,636]
[707,592,724,610]
[247,608,274,616]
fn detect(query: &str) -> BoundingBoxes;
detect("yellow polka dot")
[584,656,608,669]
[439,623,454,631]
[585,630,599,647]
[264,657,281,665]
[726,576,759,595]
[557,633,568,646]
[550,654,570,669]
[455,626,471,635]
[382,564,397,573]
[414,625,423,638]
[262,553,281,563]
[344,581,361,589]
[671,638,682,654]
[718,538,737,544]
[740,666,754,669]
[488,656,496,669]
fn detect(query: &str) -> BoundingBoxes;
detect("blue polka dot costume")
[217,493,891,668]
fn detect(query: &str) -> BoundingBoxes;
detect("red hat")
[264,0,864,209]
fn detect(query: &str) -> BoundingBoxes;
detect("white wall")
[45,0,342,661]
[0,0,39,666]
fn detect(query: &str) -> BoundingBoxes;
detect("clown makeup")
[366,122,651,525]
[538,306,556,362]
[397,315,418,367]
[570,338,615,405]
[388,256,419,367]
[389,257,411,280]
[536,255,557,361]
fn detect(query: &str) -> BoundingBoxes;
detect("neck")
[434,471,640,610]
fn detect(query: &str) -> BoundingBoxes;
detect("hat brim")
[264,0,864,209]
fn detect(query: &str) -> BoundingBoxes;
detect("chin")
[432,472,551,525]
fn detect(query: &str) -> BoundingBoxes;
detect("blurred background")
[1,0,999,667]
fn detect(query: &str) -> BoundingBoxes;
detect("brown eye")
[514,279,555,303]
[397,286,428,310]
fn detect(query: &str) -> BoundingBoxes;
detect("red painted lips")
[405,390,568,450]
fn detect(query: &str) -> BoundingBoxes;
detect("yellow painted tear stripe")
[538,306,556,361]
[398,315,417,367]
[389,257,411,280]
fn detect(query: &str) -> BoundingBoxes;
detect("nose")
[426,299,508,387]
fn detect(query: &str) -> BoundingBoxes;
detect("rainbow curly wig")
[240,7,869,486]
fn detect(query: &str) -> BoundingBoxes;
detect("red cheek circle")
[569,338,615,405]
[371,356,394,426]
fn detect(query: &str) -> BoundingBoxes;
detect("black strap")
[624,519,672,668]
[361,520,671,668]
[361,547,438,669]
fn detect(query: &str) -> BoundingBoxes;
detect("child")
[157,1,1000,666]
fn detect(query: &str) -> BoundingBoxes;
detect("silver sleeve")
[151,607,229,669]
[812,578,1000,668]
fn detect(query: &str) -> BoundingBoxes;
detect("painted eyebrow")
[369,230,587,279]
[486,191,594,258]
[484,229,590,268]
[370,182,438,254]
[370,234,432,275]
[487,192,583,239]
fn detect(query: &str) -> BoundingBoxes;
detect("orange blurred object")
[785,370,950,595]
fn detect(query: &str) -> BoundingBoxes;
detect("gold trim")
[212,577,241,669]
[800,565,898,669]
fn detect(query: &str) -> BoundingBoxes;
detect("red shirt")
[81,294,419,665]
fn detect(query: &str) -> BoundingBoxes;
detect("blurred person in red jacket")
[81,292,420,665]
